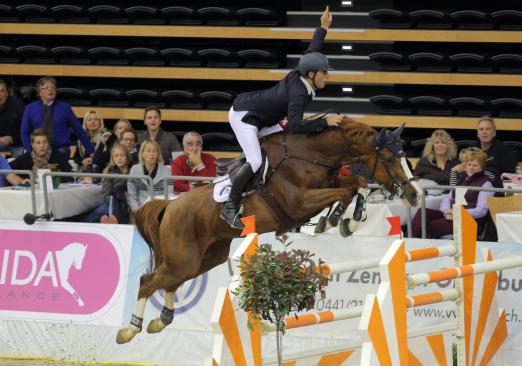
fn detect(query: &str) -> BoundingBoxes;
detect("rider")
[221,6,344,229]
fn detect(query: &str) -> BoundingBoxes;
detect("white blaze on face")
[400,157,423,204]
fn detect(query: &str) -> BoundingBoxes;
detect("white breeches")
[229,107,283,173]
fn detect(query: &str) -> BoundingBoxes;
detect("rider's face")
[312,70,329,89]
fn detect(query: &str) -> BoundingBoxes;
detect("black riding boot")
[220,163,254,229]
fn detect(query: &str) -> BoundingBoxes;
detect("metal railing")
[162,175,217,199]
[0,169,37,215]
[420,184,522,239]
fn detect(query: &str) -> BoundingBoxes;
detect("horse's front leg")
[301,187,353,235]
[338,176,370,237]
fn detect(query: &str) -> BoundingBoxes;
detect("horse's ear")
[390,123,405,139]
[373,128,387,149]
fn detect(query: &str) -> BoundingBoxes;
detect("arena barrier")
[208,202,521,365]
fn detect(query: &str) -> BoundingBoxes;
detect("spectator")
[73,110,106,172]
[120,129,139,165]
[0,155,30,187]
[82,144,131,224]
[413,129,459,186]
[138,106,181,164]
[171,131,216,192]
[412,147,494,238]
[92,119,133,172]
[127,139,171,212]
[20,76,94,157]
[9,128,72,182]
[0,79,25,158]
[473,116,517,187]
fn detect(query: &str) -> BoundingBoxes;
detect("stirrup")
[220,208,245,230]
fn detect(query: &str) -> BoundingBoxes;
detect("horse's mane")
[340,120,377,145]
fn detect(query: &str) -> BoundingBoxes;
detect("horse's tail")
[134,199,170,271]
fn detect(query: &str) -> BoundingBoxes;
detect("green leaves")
[233,238,328,335]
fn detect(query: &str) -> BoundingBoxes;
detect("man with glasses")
[20,76,94,158]
[170,131,216,192]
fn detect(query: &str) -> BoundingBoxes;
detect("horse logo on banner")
[55,243,88,307]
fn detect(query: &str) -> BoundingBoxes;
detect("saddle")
[215,151,304,235]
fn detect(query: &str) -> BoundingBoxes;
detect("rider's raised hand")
[326,114,343,126]
[321,6,332,30]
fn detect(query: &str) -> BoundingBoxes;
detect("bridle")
[267,114,413,198]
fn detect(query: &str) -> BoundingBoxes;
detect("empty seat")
[124,6,163,25]
[200,91,234,110]
[125,89,163,108]
[51,46,90,65]
[56,87,91,106]
[50,5,89,24]
[198,48,239,68]
[369,95,412,115]
[87,5,127,24]
[449,53,492,73]
[491,98,522,118]
[88,88,128,107]
[408,52,450,72]
[161,6,201,25]
[368,9,410,29]
[492,54,522,73]
[454,140,476,150]
[15,45,54,64]
[504,141,522,162]
[0,4,19,22]
[198,6,239,26]
[369,52,410,71]
[237,7,280,26]
[160,48,200,67]
[410,96,452,116]
[237,49,280,68]
[409,139,428,157]
[409,9,452,29]
[201,132,239,151]
[449,10,493,29]
[16,4,53,23]
[88,46,127,66]
[449,97,490,116]
[0,45,19,63]
[161,90,202,109]
[491,10,522,30]
[124,47,163,66]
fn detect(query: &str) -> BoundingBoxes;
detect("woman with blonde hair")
[413,129,459,185]
[73,110,106,172]
[127,139,171,212]
[92,118,132,172]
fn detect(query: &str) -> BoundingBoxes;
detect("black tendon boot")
[220,163,254,229]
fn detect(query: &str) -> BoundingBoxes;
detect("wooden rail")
[3,23,522,43]
[4,64,522,87]
[71,107,522,131]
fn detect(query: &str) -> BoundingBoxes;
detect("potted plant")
[233,235,328,366]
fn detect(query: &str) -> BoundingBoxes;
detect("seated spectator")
[0,78,25,158]
[21,76,94,157]
[138,106,181,164]
[9,128,72,182]
[82,144,131,224]
[0,155,30,187]
[413,129,459,186]
[73,110,106,172]
[120,129,139,165]
[92,119,133,172]
[412,147,494,238]
[171,131,216,192]
[127,139,171,212]
[473,116,517,187]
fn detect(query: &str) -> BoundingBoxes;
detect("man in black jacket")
[221,6,344,229]
[0,79,25,158]
[473,116,517,187]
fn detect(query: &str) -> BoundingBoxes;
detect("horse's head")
[70,243,88,270]
[367,124,422,206]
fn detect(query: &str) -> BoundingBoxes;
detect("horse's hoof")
[339,219,354,238]
[314,216,327,234]
[116,325,141,344]
[147,318,167,334]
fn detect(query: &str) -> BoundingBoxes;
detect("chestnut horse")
[116,119,421,343]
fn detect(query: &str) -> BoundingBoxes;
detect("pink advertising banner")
[0,221,135,326]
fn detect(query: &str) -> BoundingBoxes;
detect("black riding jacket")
[232,27,328,134]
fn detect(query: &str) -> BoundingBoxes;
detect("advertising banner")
[0,221,135,326]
